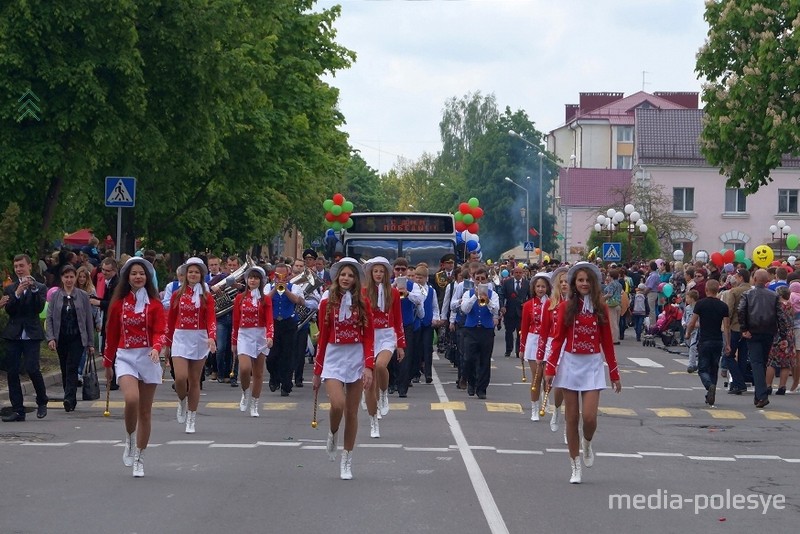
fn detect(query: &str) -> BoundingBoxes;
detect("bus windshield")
[345,239,455,268]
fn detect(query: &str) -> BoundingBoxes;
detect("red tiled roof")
[574,91,688,126]
[559,169,633,207]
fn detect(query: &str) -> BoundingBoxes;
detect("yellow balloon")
[752,244,774,268]
[543,254,550,263]
[486,259,493,265]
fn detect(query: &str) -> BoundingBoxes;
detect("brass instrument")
[396,276,408,299]
[539,383,551,417]
[478,296,488,307]
[211,255,256,317]
[276,282,286,294]
[291,269,324,328]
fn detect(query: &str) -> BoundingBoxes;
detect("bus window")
[344,239,398,263]
[401,239,455,268]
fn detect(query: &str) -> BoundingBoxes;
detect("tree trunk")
[39,175,64,258]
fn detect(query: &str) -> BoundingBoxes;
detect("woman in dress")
[766,285,795,395]
[536,266,569,433]
[232,266,274,417]
[45,264,96,412]
[518,272,551,421]
[312,258,375,480]
[545,262,621,484]
[363,257,406,438]
[102,257,166,477]
[165,257,216,434]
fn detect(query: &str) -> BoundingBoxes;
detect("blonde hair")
[548,271,567,311]
[415,265,429,277]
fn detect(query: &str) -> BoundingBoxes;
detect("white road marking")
[74,440,119,444]
[166,440,214,445]
[734,454,782,460]
[637,452,685,457]
[255,441,301,447]
[496,449,543,455]
[405,447,451,452]
[208,443,257,448]
[628,357,663,368]
[687,456,736,461]
[357,443,403,448]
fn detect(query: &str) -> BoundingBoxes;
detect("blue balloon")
[501,269,509,278]
[466,240,478,252]
[456,232,464,244]
[326,229,335,237]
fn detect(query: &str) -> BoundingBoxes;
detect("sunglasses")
[394,267,407,272]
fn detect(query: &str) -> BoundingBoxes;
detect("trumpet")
[539,383,551,417]
[478,295,488,306]
[276,282,286,294]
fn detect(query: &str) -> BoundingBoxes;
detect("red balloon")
[337,212,349,223]
[325,212,335,222]
[722,249,735,263]
[459,202,470,215]
[332,193,344,205]
[771,260,782,267]
[468,222,479,234]
[455,221,467,232]
[472,207,484,219]
[710,252,724,267]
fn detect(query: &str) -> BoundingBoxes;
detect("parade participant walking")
[684,280,730,406]
[232,266,273,417]
[545,262,621,484]
[46,265,96,412]
[392,258,424,398]
[460,267,500,399]
[363,257,406,438]
[519,272,550,421]
[536,265,569,432]
[313,258,375,479]
[265,263,305,396]
[738,269,780,408]
[102,257,166,477]
[165,257,216,433]
[500,265,530,358]
[414,265,440,384]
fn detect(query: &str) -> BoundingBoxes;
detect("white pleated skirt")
[172,329,209,361]
[115,347,162,385]
[551,352,607,392]
[374,327,397,358]
[523,333,541,361]
[320,343,365,384]
[237,327,269,358]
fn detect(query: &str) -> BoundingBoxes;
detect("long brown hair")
[326,264,368,329]
[366,264,393,312]
[110,262,159,307]
[564,266,608,325]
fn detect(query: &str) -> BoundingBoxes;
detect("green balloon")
[331,221,343,231]
[662,284,673,298]
[331,205,342,216]
[345,218,354,228]
[468,197,479,208]
[323,199,334,211]
[463,213,474,225]
[734,249,746,262]
[743,258,752,269]
[343,200,354,213]
[454,211,464,221]
[787,233,799,250]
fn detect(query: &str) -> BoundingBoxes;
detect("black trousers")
[418,324,434,380]
[395,323,420,395]
[267,319,297,393]
[5,339,48,413]
[504,315,521,355]
[293,325,310,384]
[57,333,83,405]
[463,327,494,395]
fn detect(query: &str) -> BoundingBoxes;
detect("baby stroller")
[642,304,683,347]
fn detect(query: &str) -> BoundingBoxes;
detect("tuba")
[211,255,256,317]
[291,268,323,328]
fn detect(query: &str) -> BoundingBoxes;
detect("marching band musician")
[545,262,621,484]
[363,257,406,438]
[165,257,217,434]
[432,254,457,356]
[313,258,375,480]
[208,255,244,387]
[460,267,500,399]
[449,262,481,389]
[232,266,274,418]
[290,257,321,388]
[414,265,441,384]
[265,263,305,397]
[391,258,424,398]
[518,272,551,421]
[536,265,569,433]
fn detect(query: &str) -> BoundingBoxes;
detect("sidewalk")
[0,370,63,411]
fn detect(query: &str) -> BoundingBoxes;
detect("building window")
[672,241,693,257]
[673,187,694,212]
[616,155,632,169]
[723,241,745,252]
[616,126,634,142]
[778,189,798,214]
[724,188,746,213]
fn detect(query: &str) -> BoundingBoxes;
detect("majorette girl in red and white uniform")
[544,262,621,484]
[519,272,551,421]
[536,265,570,433]
[103,257,166,477]
[362,256,406,438]
[165,257,217,434]
[312,258,375,480]
[232,266,274,418]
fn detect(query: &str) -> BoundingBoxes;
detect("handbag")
[82,353,101,401]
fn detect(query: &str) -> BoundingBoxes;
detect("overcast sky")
[315,0,709,174]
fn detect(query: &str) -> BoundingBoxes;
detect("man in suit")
[2,254,49,422]
[499,265,529,358]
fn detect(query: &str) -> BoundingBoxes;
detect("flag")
[529,227,538,237]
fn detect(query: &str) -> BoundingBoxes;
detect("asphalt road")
[1,333,798,534]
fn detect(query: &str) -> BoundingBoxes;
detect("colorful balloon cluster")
[454,197,484,234]
[322,193,354,231]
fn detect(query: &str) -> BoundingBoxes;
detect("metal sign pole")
[116,207,122,259]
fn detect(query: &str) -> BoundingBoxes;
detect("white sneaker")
[185,411,196,434]
[370,415,380,438]
[326,430,338,461]
[581,437,594,468]
[240,388,251,412]
[360,392,367,411]
[340,450,353,480]
[380,390,390,417]
[249,397,260,418]
[122,433,135,467]
[531,401,540,422]
[569,456,581,484]
[176,397,188,424]
[133,448,145,478]
[550,407,561,432]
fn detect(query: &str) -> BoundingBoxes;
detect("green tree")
[696,0,800,193]
[586,227,660,264]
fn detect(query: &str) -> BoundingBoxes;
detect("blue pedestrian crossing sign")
[105,177,136,208]
[602,242,622,262]
[523,241,535,252]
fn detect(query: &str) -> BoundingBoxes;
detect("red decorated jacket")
[314,296,375,376]
[535,302,561,362]
[232,291,274,345]
[518,296,548,356]
[165,285,217,344]
[103,294,166,368]
[544,300,619,381]
[364,286,406,349]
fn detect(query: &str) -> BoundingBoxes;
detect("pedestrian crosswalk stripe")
[628,357,663,368]
[431,401,466,410]
[648,408,691,417]
[598,407,636,416]
[761,411,799,421]
[687,456,735,461]
[703,409,746,419]
[485,402,522,413]
[734,454,782,460]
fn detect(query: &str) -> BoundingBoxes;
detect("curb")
[0,371,63,409]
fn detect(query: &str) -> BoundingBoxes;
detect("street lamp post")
[594,205,647,262]
[504,176,529,264]
[770,220,791,259]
